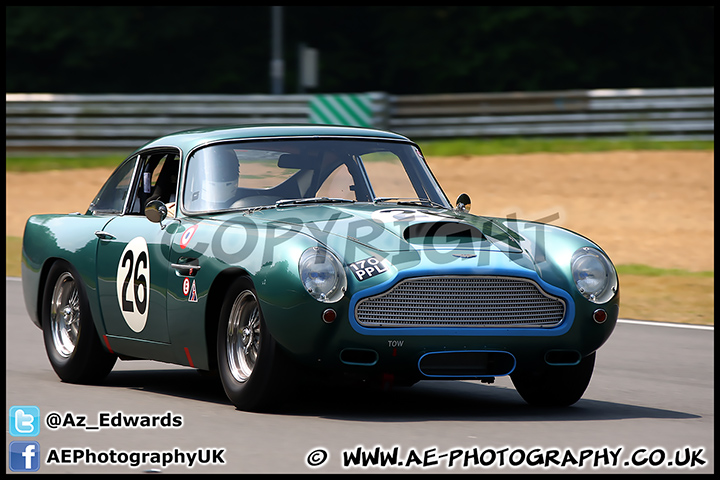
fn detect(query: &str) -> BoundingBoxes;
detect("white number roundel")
[116,237,150,332]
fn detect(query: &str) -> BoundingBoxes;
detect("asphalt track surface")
[5,277,714,473]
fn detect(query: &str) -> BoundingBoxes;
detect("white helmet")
[188,146,239,210]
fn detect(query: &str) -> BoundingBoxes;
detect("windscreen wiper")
[373,197,446,209]
[276,197,356,207]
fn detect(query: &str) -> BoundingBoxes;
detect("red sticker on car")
[179,225,199,249]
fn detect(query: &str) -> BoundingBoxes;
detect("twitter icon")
[10,406,40,437]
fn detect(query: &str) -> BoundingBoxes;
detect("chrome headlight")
[299,246,347,303]
[571,246,617,304]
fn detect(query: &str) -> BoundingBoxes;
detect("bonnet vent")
[403,221,484,241]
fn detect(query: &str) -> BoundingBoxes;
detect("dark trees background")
[5,6,714,94]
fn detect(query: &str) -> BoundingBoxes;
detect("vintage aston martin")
[22,125,619,411]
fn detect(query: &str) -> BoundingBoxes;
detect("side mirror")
[145,199,168,225]
[455,193,471,213]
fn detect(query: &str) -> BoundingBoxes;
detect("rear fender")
[22,214,111,331]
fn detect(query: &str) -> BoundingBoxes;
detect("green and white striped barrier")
[309,94,374,127]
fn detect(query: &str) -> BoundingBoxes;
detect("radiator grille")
[355,276,566,328]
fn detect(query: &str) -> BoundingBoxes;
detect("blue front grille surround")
[348,267,575,337]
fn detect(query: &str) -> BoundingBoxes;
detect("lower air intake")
[418,350,516,377]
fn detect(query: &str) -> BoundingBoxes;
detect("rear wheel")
[42,261,116,383]
[216,277,291,411]
[511,352,595,407]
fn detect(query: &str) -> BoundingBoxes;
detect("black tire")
[216,277,292,412]
[511,352,596,407]
[42,260,116,384]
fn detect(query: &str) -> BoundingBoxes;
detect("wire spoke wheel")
[49,272,82,358]
[226,291,262,383]
[217,277,297,412]
[42,261,116,384]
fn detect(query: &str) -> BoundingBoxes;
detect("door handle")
[94,231,116,240]
[171,263,201,276]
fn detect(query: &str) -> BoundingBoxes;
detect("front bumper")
[261,265,619,382]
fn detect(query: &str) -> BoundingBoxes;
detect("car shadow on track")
[102,368,230,405]
[100,367,699,423]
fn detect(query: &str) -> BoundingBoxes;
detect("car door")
[95,150,179,344]
[96,217,172,343]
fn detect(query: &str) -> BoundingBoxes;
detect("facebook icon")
[9,441,41,472]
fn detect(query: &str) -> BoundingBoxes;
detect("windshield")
[181,138,450,213]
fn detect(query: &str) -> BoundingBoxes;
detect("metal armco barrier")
[388,88,714,140]
[5,88,713,151]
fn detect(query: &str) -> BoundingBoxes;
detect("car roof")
[133,124,412,155]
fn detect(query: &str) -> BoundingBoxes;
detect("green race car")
[22,125,619,411]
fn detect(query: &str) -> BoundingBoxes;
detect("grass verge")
[6,153,126,172]
[6,235,713,325]
[417,137,714,156]
[6,138,713,172]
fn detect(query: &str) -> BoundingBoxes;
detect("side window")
[127,152,180,214]
[361,151,418,199]
[88,156,138,214]
[316,164,355,199]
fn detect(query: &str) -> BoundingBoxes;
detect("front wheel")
[216,278,291,411]
[42,261,116,384]
[511,352,596,407]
